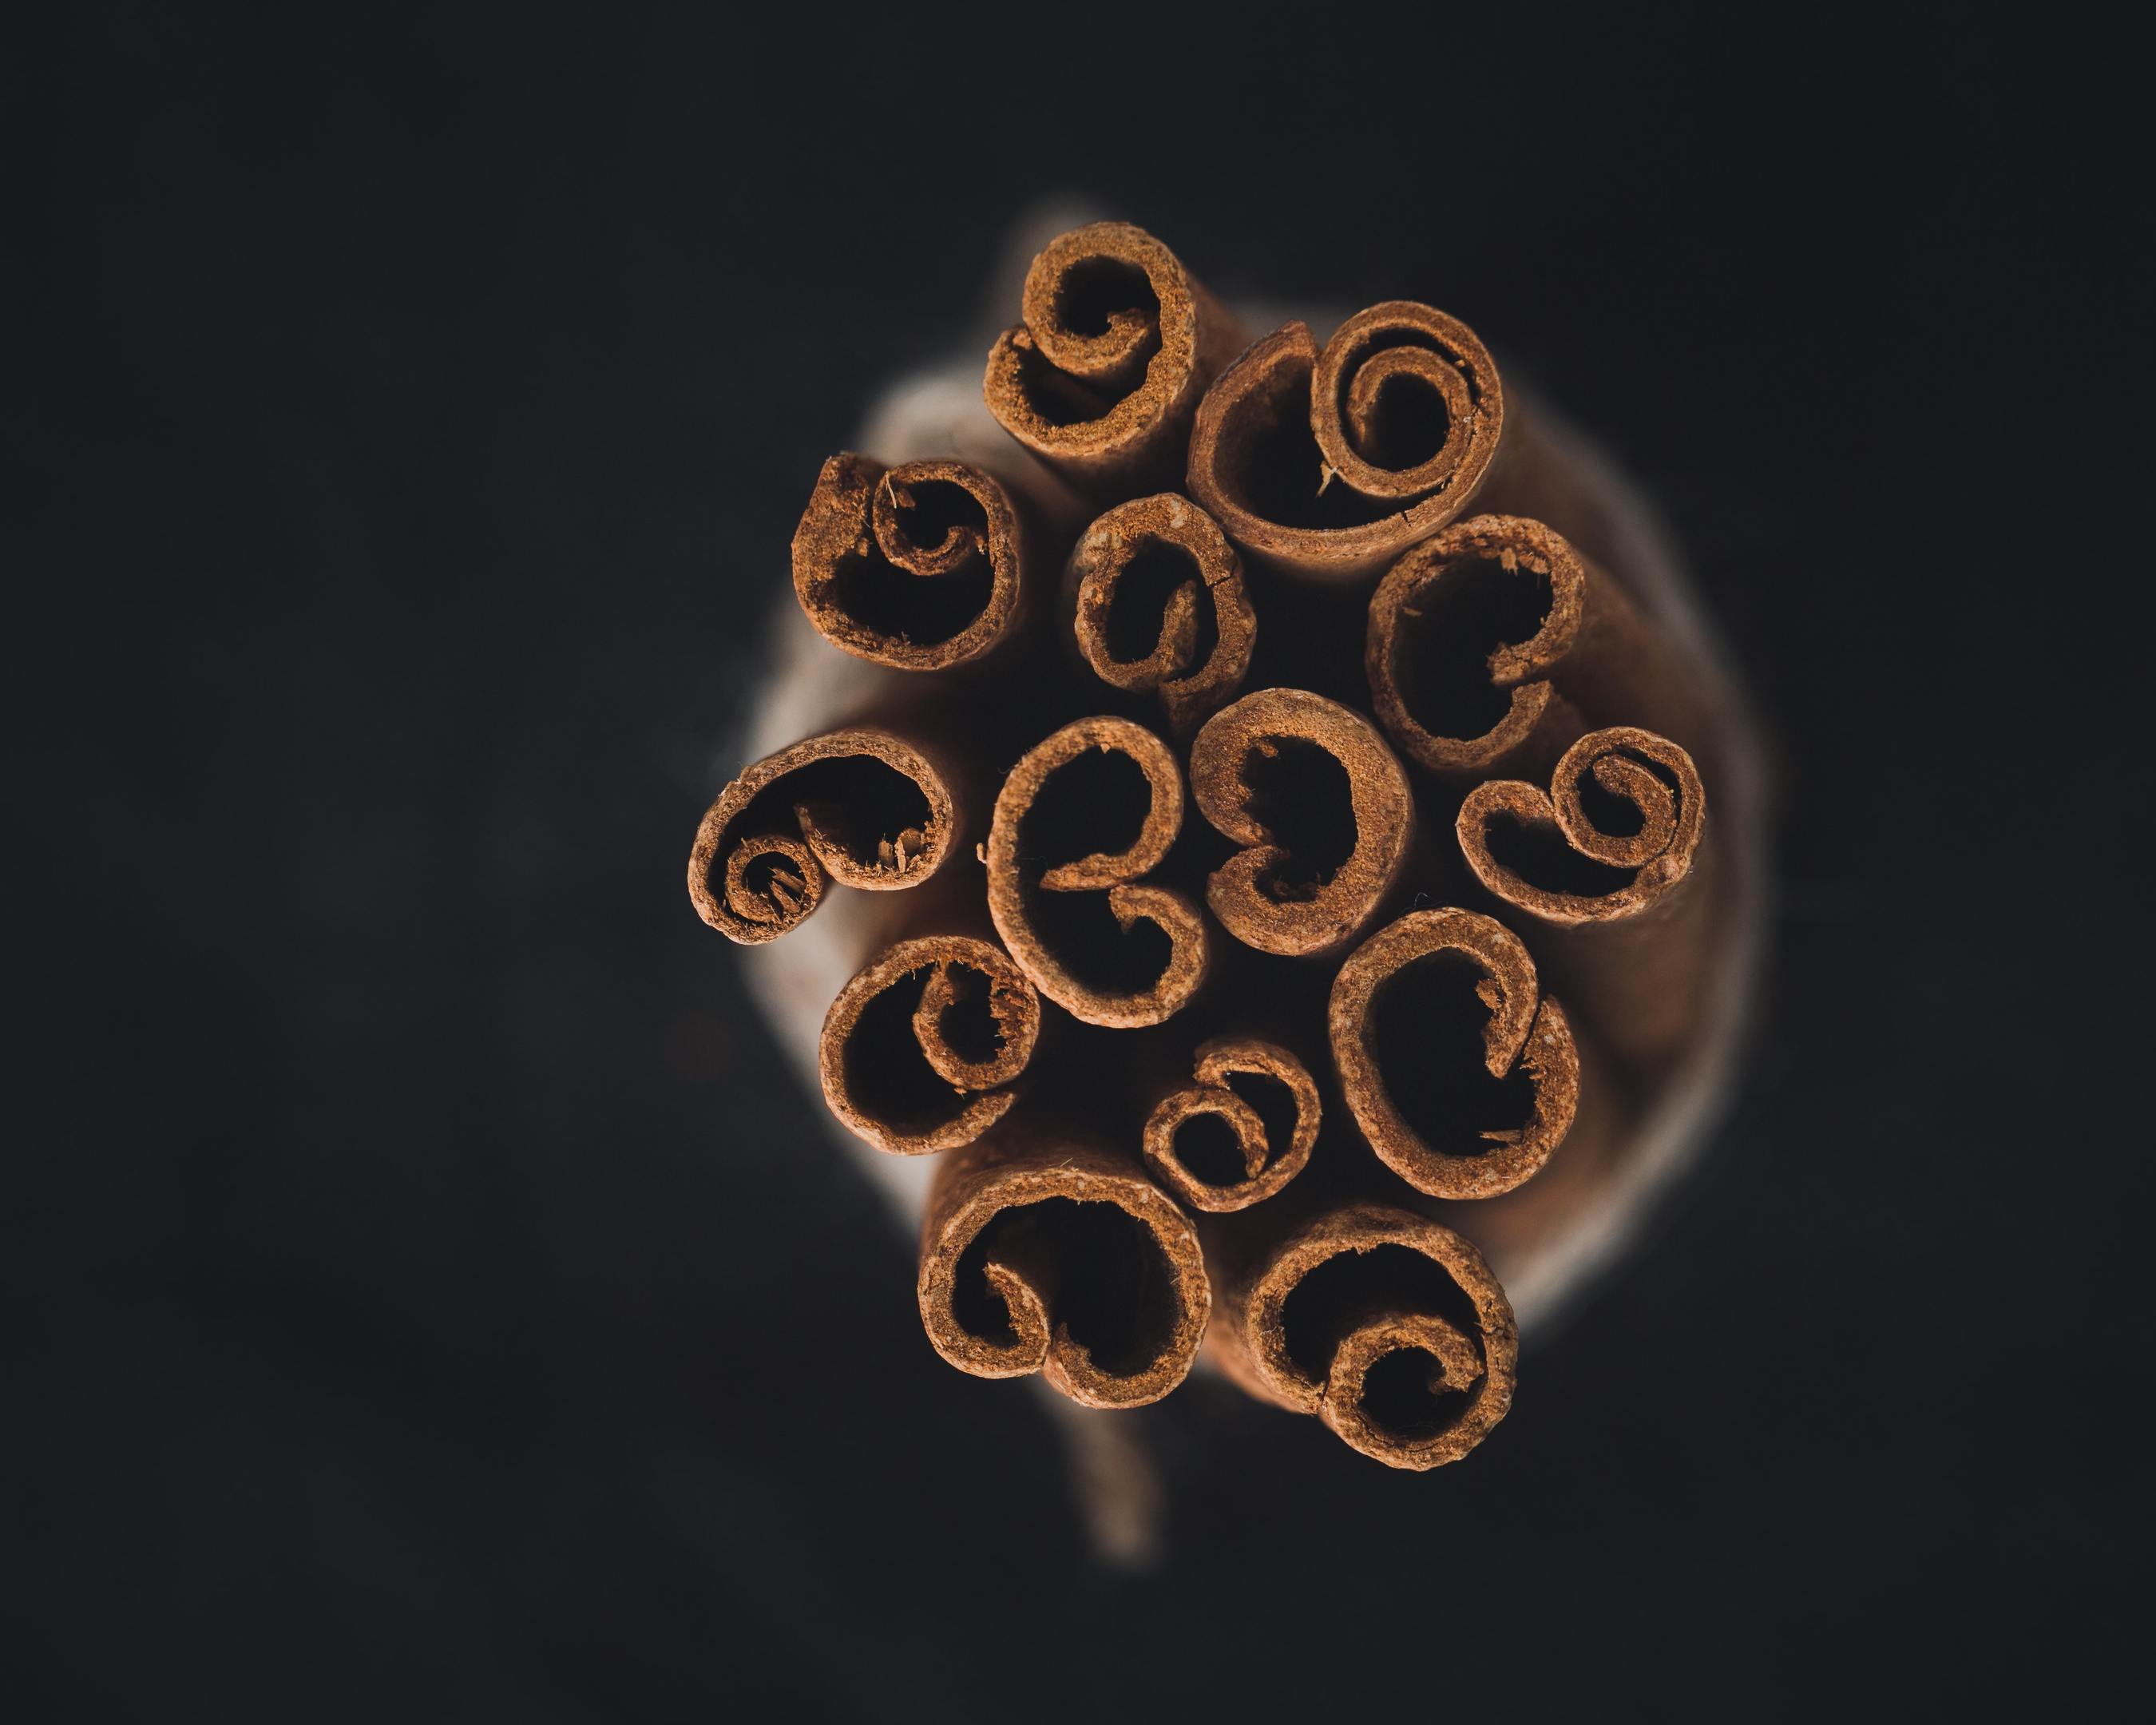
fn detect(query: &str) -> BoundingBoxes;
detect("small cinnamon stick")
[1459,726,1717,1071]
[791,454,1032,672]
[1187,688,1413,957]
[818,934,1042,1155]
[917,1130,1211,1408]
[1210,1201,1516,1469]
[1066,492,1255,735]
[983,221,1246,491]
[687,728,960,944]
[985,715,1208,1027]
[1366,514,1711,781]
[1186,301,1504,581]
[1328,908,1579,1199]
[1141,1035,1318,1211]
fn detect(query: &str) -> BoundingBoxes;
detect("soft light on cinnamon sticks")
[688,217,1754,1474]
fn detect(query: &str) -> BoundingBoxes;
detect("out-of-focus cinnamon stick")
[1141,1035,1318,1211]
[818,934,1042,1155]
[791,454,1034,672]
[687,728,961,944]
[983,222,1246,492]
[1365,514,1713,782]
[985,715,1208,1027]
[1066,493,1255,735]
[917,1129,1210,1409]
[1187,688,1413,957]
[1210,1200,1516,1469]
[1459,726,1717,1071]
[1186,301,1504,581]
[1328,908,1579,1199]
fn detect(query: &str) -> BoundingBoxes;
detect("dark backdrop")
[14,6,2144,1719]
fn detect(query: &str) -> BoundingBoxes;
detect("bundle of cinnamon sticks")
[688,221,1760,1469]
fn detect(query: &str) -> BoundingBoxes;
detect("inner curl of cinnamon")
[686,728,953,945]
[1459,727,1707,922]
[1329,909,1579,1198]
[985,716,1207,1027]
[1142,1037,1318,1211]
[819,937,1041,1155]
[1188,688,1413,957]
[982,222,1223,484]
[1365,514,1589,777]
[1187,301,1504,579]
[1068,493,1255,734]
[791,454,1024,671]
[1234,1204,1516,1469]
[918,1136,1210,1408]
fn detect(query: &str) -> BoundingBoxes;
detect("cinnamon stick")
[1186,301,1504,581]
[686,727,961,944]
[917,1130,1210,1408]
[818,934,1042,1155]
[984,715,1208,1027]
[1187,688,1413,957]
[1210,1201,1516,1469]
[791,454,1032,672]
[1458,726,1718,1071]
[983,221,1246,493]
[1066,492,1255,735]
[1141,1035,1318,1211]
[1328,908,1579,1199]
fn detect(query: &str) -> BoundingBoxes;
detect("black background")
[14,5,2146,1718]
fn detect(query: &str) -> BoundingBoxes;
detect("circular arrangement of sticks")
[688,221,1753,1470]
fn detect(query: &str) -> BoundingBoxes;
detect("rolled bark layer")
[687,728,961,945]
[818,934,1042,1155]
[918,1132,1211,1409]
[1141,1036,1318,1211]
[1186,302,1504,581]
[1329,909,1579,1199]
[985,715,1209,1028]
[1211,1202,1516,1469]
[791,454,1031,672]
[1187,688,1413,958]
[983,222,1245,491]
[1067,493,1255,735]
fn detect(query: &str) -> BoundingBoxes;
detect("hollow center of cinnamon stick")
[735,755,934,871]
[953,1197,1178,1378]
[1167,1111,1248,1187]
[1052,256,1158,341]
[1230,374,1397,529]
[832,481,993,647]
[1479,814,1639,897]
[840,965,1004,1132]
[1016,744,1156,870]
[1392,557,1555,740]
[1369,952,1538,1154]
[1237,736,1357,901]
[1356,1345,1473,1440]
[1345,369,1453,470]
[1104,537,1215,669]
[1278,1244,1480,1383]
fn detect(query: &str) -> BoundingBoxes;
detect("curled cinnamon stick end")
[1068,493,1255,734]
[818,936,1041,1155]
[1459,727,1707,922]
[1329,909,1579,1198]
[687,728,957,945]
[1142,1037,1318,1211]
[1216,1203,1516,1469]
[985,716,1208,1028]
[1187,301,1504,581]
[982,222,1241,489]
[1188,688,1413,957]
[791,454,1027,671]
[1366,514,1591,778]
[918,1133,1210,1409]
